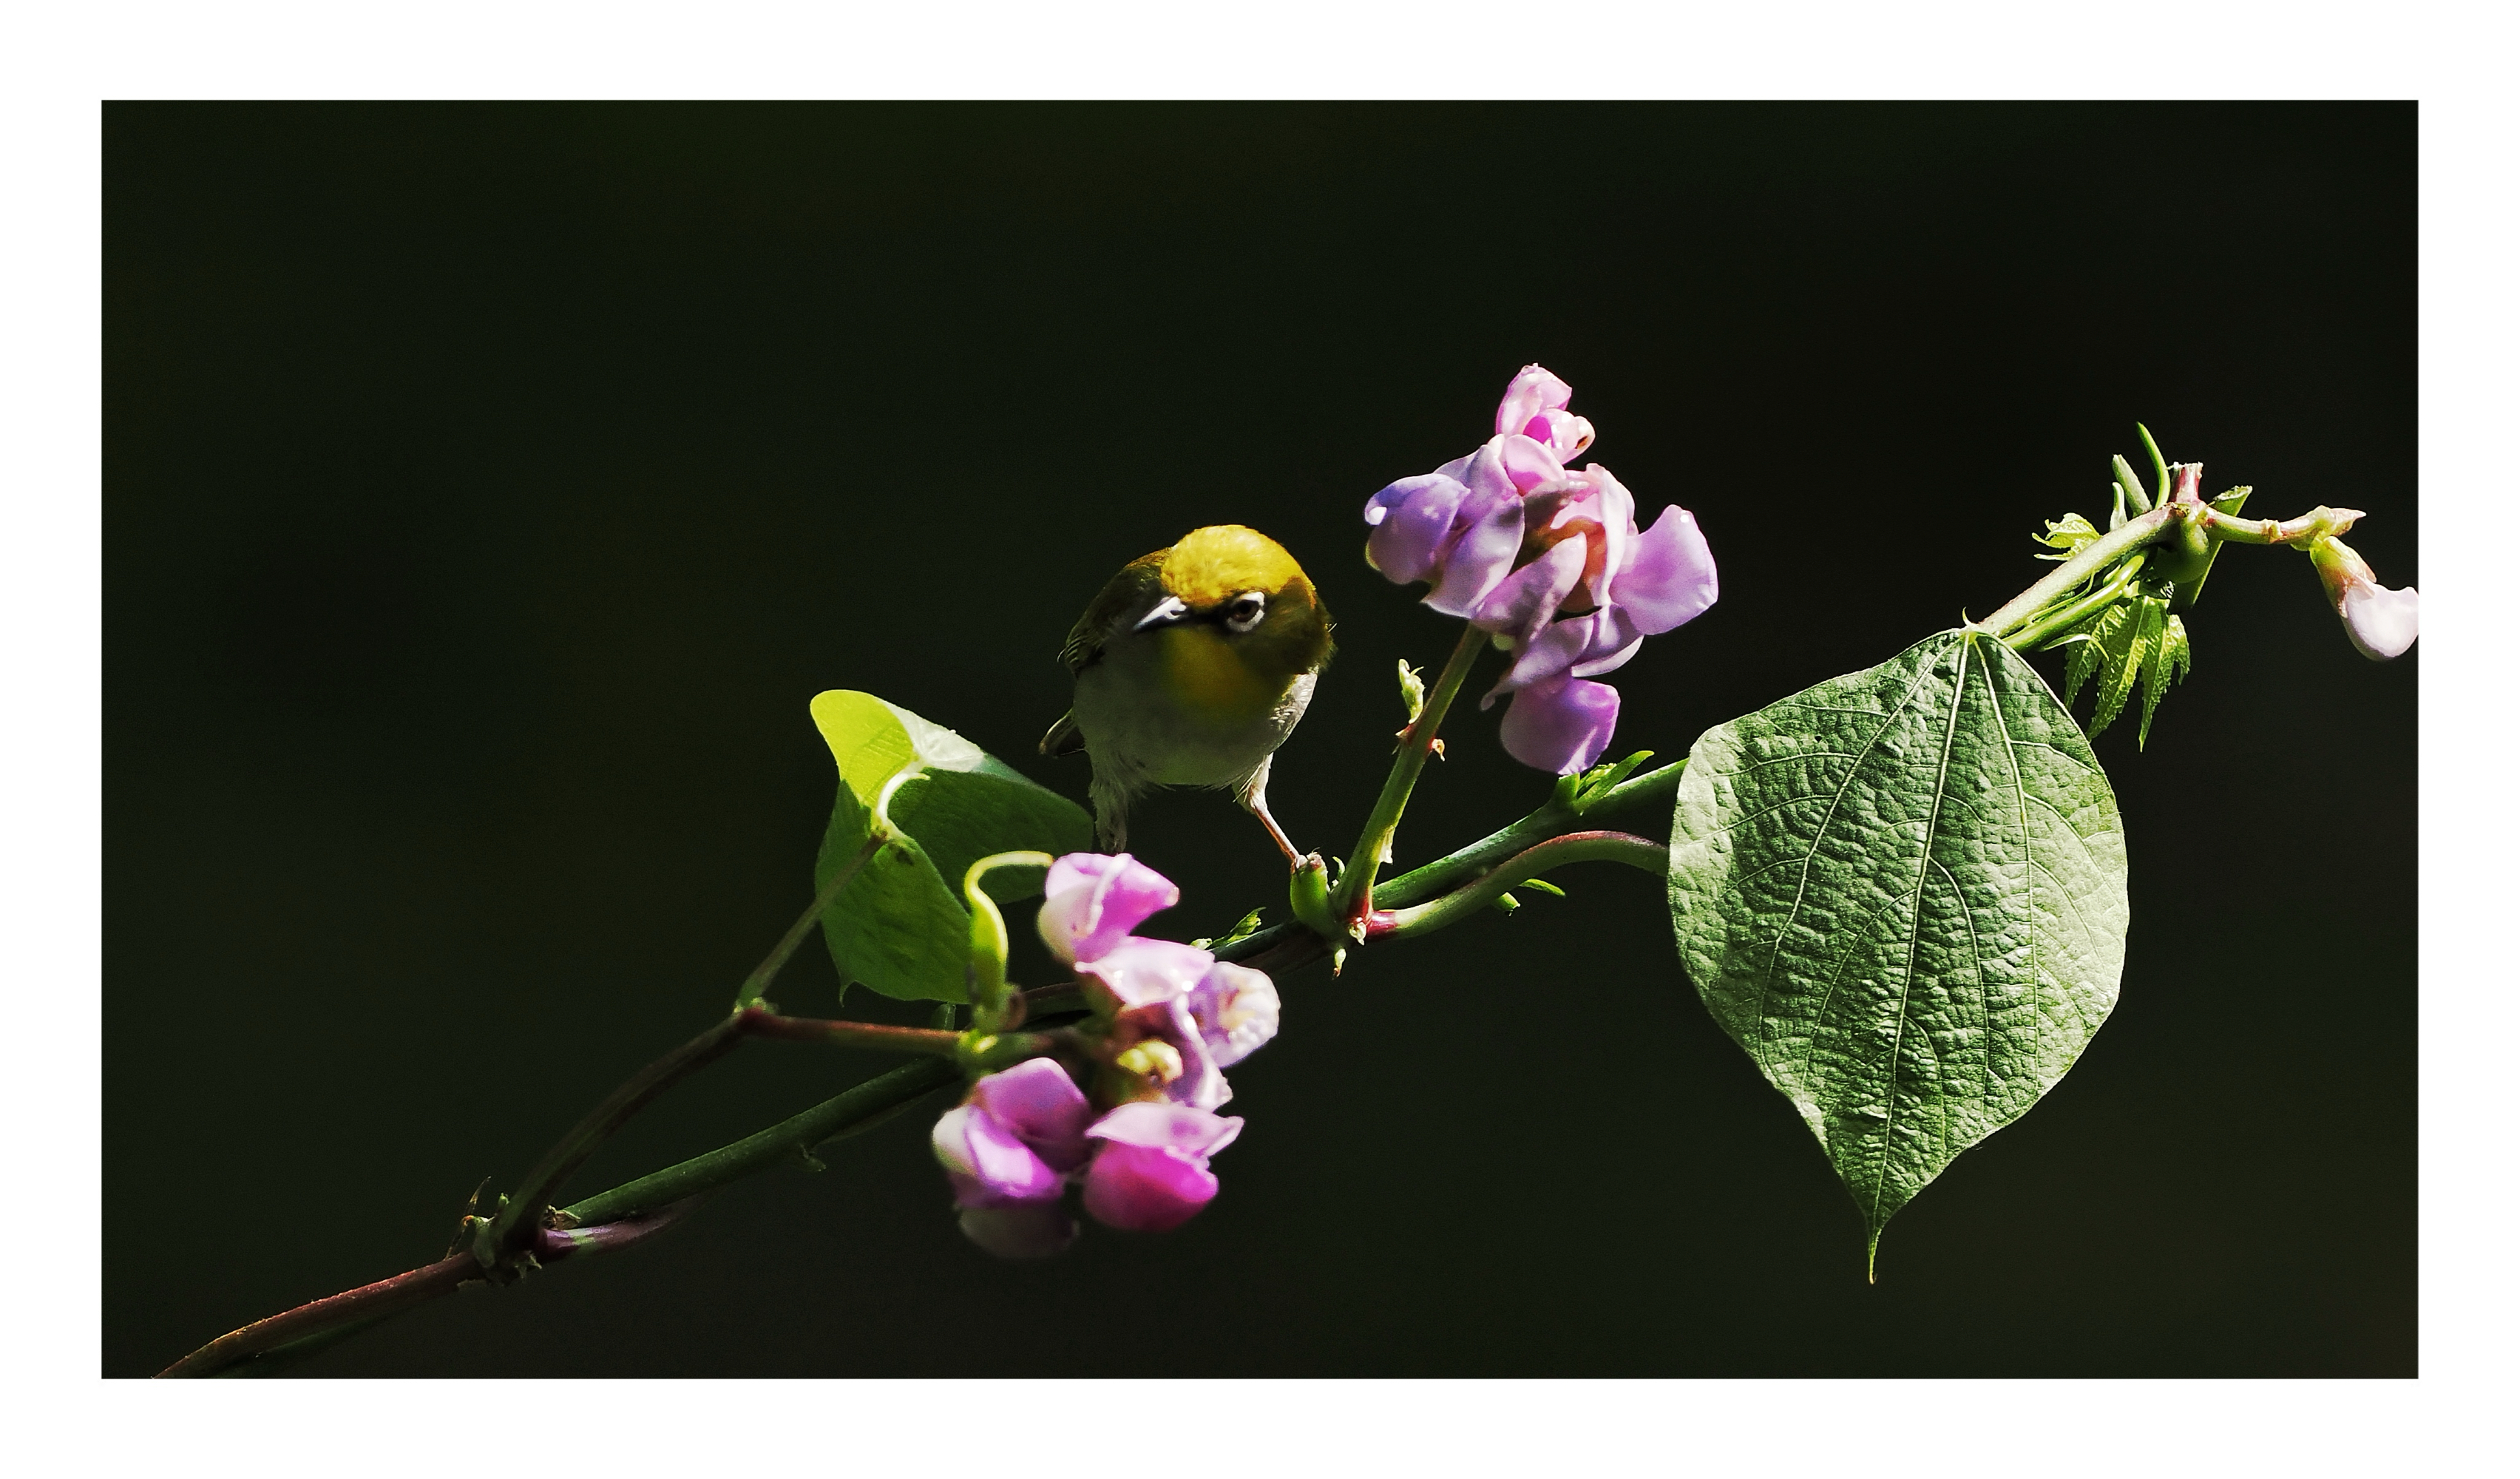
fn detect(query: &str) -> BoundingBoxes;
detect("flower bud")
[1288,852,1338,936]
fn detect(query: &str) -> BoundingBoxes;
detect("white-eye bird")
[1040,524,1334,866]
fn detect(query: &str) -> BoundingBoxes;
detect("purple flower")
[1082,1101,1244,1233]
[1094,952,1281,1111]
[2309,535,2419,660]
[1036,853,1178,967]
[931,1058,1092,1208]
[1361,368,1718,774]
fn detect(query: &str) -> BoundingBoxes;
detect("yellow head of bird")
[1134,525,1335,682]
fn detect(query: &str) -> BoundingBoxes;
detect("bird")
[1040,524,1334,867]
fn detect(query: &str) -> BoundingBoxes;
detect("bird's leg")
[1236,759,1304,870]
[1245,793,1304,870]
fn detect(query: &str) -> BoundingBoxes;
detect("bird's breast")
[1070,625,1312,790]
[1155,624,1282,728]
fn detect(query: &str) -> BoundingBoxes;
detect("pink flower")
[1036,853,1179,966]
[1081,1101,1245,1233]
[930,1058,1093,1209]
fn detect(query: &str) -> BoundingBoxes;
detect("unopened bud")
[1289,852,1339,938]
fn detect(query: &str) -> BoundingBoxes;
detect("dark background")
[105,103,2415,1377]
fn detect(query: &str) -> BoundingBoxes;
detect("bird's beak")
[1133,595,1192,632]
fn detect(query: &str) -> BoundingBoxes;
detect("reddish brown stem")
[155,1250,481,1378]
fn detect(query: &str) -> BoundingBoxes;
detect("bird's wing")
[1057,550,1168,674]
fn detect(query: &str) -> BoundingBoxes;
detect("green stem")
[1331,623,1491,926]
[736,833,880,1009]
[160,1059,964,1378]
[482,1012,751,1265]
[1372,831,1670,941]
[2000,559,2143,651]
[739,1009,967,1056]
[558,1057,959,1227]
[1213,757,1687,969]
[1979,506,2175,637]
[2192,503,2363,546]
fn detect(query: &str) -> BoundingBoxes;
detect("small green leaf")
[2063,603,2122,710]
[809,692,1093,1003]
[1396,659,1429,728]
[1667,630,2129,1268]
[1192,907,1267,952]
[2032,512,2101,562]
[2136,614,2191,750]
[1522,878,1568,898]
[2089,597,2160,739]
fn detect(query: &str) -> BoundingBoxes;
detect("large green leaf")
[810,691,1094,1004]
[1666,630,2129,1270]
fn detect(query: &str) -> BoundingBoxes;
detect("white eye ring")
[1223,593,1267,633]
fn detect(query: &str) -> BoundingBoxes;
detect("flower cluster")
[931,853,1278,1257]
[1363,365,1718,774]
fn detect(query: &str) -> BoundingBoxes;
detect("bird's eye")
[1223,594,1266,632]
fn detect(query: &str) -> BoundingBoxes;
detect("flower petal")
[2340,582,2419,660]
[1497,674,1622,775]
[1081,1143,1219,1233]
[1489,607,1643,701]
[1610,507,1718,634]
[1363,474,1471,585]
[1523,407,1596,461]
[1461,433,1565,504]
[969,1058,1093,1171]
[1118,997,1233,1111]
[1494,364,1574,436]
[1470,535,1588,643]
[1424,485,1525,617]
[1086,1100,1245,1157]
[1185,961,1280,1068]
[1559,465,1635,608]
[1078,937,1219,1012]
[932,1103,1063,1206]
[1037,853,1179,966]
